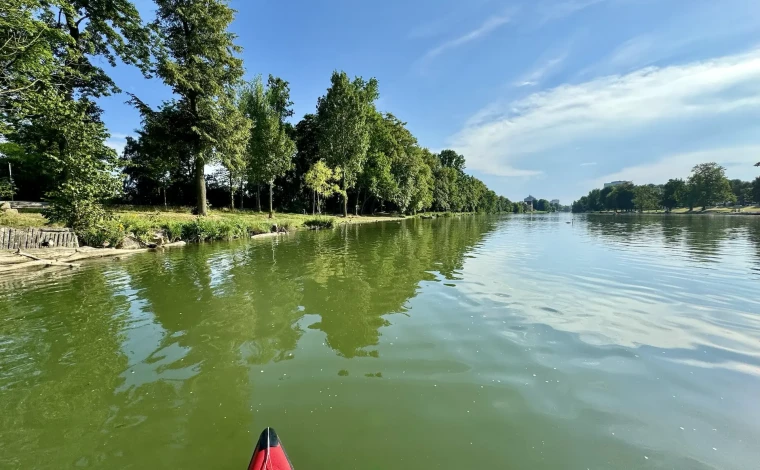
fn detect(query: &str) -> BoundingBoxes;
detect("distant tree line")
[572,163,760,213]
[1,0,516,234]
[530,199,570,213]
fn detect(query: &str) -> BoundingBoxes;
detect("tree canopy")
[2,0,514,236]
[572,163,753,213]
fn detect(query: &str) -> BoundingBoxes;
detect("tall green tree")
[633,184,661,212]
[317,71,378,216]
[124,100,197,205]
[660,178,686,211]
[729,179,753,206]
[438,149,465,172]
[687,163,734,210]
[240,76,296,218]
[2,0,151,230]
[149,0,249,216]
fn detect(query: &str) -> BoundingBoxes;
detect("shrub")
[304,217,334,229]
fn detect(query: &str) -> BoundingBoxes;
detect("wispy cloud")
[420,11,514,63]
[448,49,760,178]
[580,162,597,166]
[515,53,568,87]
[536,0,606,24]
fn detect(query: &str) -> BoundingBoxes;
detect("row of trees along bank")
[572,163,760,213]
[1,0,519,237]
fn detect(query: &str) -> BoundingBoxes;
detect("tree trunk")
[342,178,348,217]
[195,156,207,216]
[268,181,274,219]
[239,180,245,209]
[163,187,167,207]
[356,188,362,215]
[256,184,261,212]
[229,173,235,210]
[312,190,316,215]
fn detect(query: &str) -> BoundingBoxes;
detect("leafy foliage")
[687,163,734,210]
[660,179,687,211]
[240,76,296,217]
[2,0,152,232]
[304,160,341,214]
[317,71,378,216]
[149,0,249,216]
[573,163,743,213]
[3,1,509,231]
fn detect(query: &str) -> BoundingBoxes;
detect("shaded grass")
[0,211,50,228]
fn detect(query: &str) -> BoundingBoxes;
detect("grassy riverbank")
[0,207,420,247]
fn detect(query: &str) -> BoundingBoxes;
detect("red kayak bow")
[248,427,294,470]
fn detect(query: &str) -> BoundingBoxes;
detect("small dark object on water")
[338,369,349,376]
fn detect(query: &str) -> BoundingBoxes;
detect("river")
[1,214,759,469]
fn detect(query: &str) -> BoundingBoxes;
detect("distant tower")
[524,195,536,212]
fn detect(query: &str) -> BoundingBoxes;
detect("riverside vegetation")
[572,162,760,213]
[1,0,525,247]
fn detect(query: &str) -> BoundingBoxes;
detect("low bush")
[304,217,335,229]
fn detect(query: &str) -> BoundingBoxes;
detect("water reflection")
[0,216,498,468]
[2,214,760,470]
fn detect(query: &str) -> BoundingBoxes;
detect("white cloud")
[105,134,130,156]
[592,146,760,187]
[448,49,760,178]
[420,11,514,63]
[580,162,597,166]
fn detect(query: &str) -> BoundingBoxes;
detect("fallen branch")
[0,252,81,272]
[17,250,80,268]
[62,248,149,263]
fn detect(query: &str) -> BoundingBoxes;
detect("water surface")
[1,214,759,469]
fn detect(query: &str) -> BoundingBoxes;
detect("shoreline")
[0,210,467,275]
[578,209,760,216]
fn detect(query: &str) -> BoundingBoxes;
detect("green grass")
[0,207,408,246]
[0,210,51,228]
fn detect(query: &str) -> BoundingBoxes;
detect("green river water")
[1,214,759,469]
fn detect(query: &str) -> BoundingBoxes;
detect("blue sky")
[99,0,760,204]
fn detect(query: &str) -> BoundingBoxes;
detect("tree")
[730,179,753,206]
[535,199,550,212]
[438,149,465,172]
[241,76,296,218]
[633,184,661,212]
[304,160,341,214]
[687,163,734,210]
[149,0,249,216]
[123,100,197,206]
[2,0,151,230]
[317,71,378,217]
[753,177,760,205]
[660,178,686,211]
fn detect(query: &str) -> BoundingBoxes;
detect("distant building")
[524,195,536,211]
[604,181,632,188]
[551,199,560,205]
